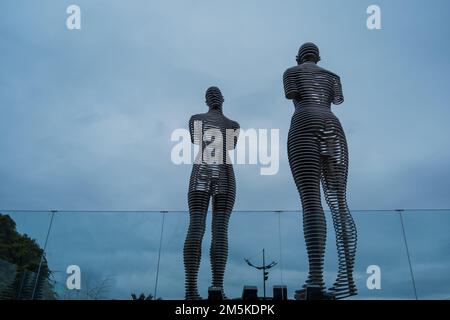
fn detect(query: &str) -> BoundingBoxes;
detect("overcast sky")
[1,0,450,300]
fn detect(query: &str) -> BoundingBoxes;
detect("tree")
[0,213,57,300]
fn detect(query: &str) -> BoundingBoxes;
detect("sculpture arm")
[226,121,240,150]
[332,75,344,105]
[189,115,202,145]
[283,68,299,100]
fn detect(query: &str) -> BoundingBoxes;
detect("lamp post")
[245,249,277,299]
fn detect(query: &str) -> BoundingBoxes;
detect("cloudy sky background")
[1,0,450,299]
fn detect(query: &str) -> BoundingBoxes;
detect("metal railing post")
[397,209,418,300]
[32,210,56,300]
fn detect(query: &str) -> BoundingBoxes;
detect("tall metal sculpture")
[283,43,357,299]
[183,86,240,300]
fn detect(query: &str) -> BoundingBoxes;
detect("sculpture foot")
[328,287,357,300]
[294,285,334,300]
[294,288,306,300]
[185,292,203,300]
[328,280,358,300]
[208,286,227,300]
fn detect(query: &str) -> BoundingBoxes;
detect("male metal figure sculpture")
[183,86,239,300]
[283,43,357,299]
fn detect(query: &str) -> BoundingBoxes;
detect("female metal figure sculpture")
[183,87,239,300]
[283,43,357,299]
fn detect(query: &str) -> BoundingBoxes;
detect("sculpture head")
[296,42,321,64]
[205,86,224,110]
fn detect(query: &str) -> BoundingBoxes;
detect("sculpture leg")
[288,132,327,291]
[321,131,357,299]
[210,193,234,297]
[184,190,210,300]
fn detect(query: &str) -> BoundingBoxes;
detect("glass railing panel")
[401,209,450,300]
[156,211,282,300]
[1,209,449,300]
[44,211,163,300]
[278,210,417,299]
[345,210,417,299]
[227,211,281,299]
[155,211,187,300]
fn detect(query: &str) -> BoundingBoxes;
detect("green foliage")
[0,213,57,300]
[131,293,154,300]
